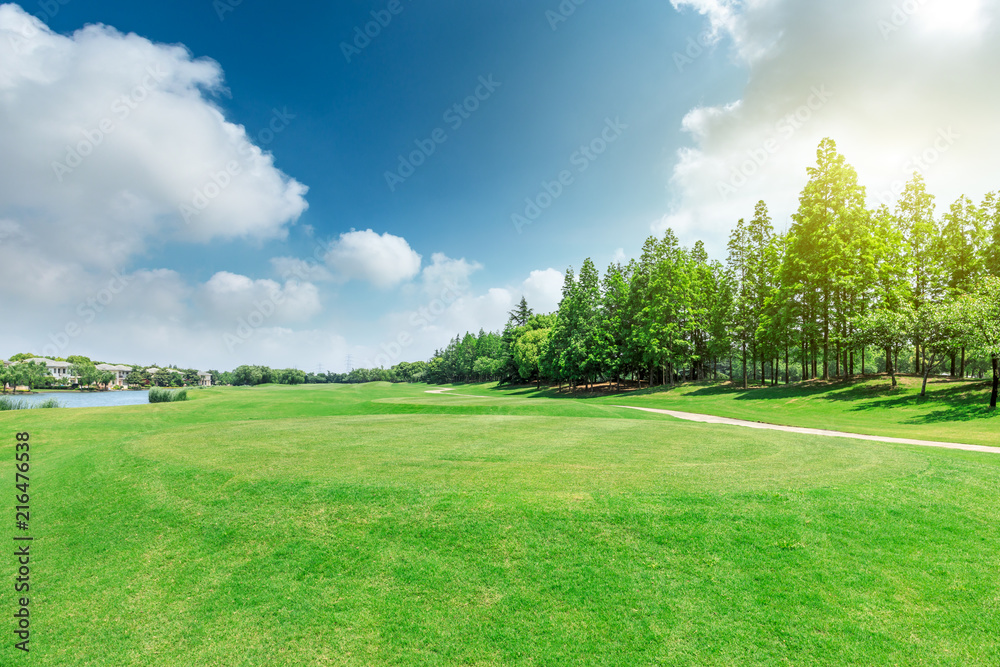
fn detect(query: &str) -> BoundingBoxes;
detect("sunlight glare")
[917,0,984,34]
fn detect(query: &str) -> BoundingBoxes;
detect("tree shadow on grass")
[487,382,687,401]
[485,376,997,424]
[841,382,997,423]
[715,376,996,424]
[684,378,870,401]
[898,404,999,424]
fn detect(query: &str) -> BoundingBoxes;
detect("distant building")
[23,358,74,381]
[4,358,212,390]
[96,364,132,388]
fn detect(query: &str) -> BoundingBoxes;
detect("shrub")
[0,397,27,410]
[0,397,62,410]
[148,388,189,403]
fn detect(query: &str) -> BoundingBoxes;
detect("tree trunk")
[921,351,934,397]
[960,347,966,379]
[785,345,790,384]
[742,343,748,389]
[823,309,830,381]
[989,356,998,409]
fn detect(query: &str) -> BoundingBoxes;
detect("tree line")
[340,139,1000,408]
[1,354,208,392]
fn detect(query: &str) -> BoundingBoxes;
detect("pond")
[8,390,151,409]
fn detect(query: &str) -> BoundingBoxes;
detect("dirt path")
[615,406,1000,455]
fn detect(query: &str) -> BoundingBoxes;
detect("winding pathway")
[423,388,1000,454]
[614,405,1000,455]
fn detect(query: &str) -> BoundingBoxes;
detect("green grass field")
[3,379,999,665]
[496,374,1000,447]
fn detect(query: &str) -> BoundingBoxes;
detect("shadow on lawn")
[486,375,997,424]
[839,381,998,423]
[696,376,996,423]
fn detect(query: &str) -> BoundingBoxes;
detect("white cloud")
[324,229,422,288]
[269,256,334,282]
[0,2,308,283]
[665,0,1000,255]
[0,4,328,369]
[199,271,321,323]
[419,252,483,296]
[670,0,741,43]
[8,265,329,368]
[519,268,563,315]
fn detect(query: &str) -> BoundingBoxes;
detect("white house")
[22,358,75,381]
[197,371,212,387]
[96,364,133,388]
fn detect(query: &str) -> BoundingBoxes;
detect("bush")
[0,397,61,410]
[148,388,189,403]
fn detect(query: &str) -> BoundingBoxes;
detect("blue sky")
[2,0,997,370]
[42,0,741,279]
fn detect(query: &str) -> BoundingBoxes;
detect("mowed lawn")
[3,382,1000,665]
[482,374,1000,448]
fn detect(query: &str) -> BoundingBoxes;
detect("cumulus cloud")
[324,229,422,288]
[664,0,1000,254]
[520,268,563,315]
[199,271,321,323]
[419,252,483,296]
[13,265,328,367]
[0,4,323,368]
[0,2,308,287]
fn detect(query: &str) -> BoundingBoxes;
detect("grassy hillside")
[475,374,999,447]
[3,382,999,665]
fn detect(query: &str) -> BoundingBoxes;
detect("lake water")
[9,390,151,409]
